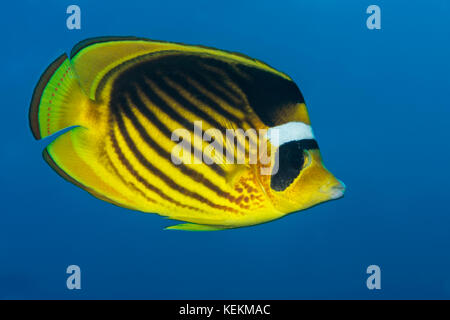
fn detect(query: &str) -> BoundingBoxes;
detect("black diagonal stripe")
[109,124,204,213]
[114,105,239,214]
[118,93,237,202]
[137,77,216,143]
[126,84,225,177]
[138,76,249,159]
[194,60,247,99]
[160,73,249,155]
[149,72,230,131]
[193,60,263,130]
[185,67,244,114]
[168,71,243,126]
[161,72,254,157]
[196,57,251,95]
[139,75,200,131]
[195,67,243,107]
[104,151,158,205]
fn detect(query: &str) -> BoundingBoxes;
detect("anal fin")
[44,127,134,209]
[165,223,229,231]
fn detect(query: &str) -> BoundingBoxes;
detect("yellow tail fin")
[29,53,89,140]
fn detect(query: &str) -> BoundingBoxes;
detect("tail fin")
[29,53,89,140]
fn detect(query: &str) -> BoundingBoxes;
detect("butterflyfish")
[29,36,345,231]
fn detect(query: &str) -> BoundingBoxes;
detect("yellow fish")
[29,36,345,231]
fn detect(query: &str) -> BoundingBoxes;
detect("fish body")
[29,37,345,231]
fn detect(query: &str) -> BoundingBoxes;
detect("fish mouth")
[320,179,346,200]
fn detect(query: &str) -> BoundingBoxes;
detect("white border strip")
[266,122,315,147]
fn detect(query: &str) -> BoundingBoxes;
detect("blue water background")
[1,0,449,299]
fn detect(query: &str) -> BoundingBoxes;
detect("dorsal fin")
[68,36,290,101]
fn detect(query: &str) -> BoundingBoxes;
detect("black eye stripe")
[270,139,319,192]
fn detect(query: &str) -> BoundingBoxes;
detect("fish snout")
[320,179,346,200]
